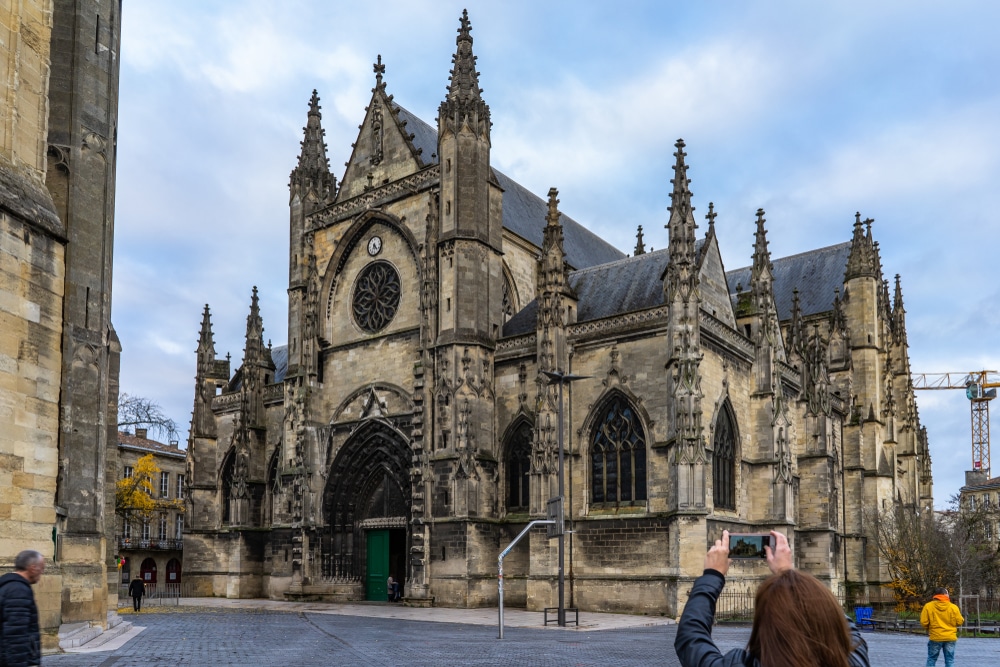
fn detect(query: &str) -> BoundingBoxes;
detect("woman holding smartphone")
[674,530,870,667]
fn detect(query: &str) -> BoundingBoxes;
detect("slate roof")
[271,344,289,384]
[118,432,186,457]
[725,242,851,321]
[503,242,706,336]
[393,106,625,270]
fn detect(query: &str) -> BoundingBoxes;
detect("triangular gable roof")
[390,106,624,270]
[725,242,851,321]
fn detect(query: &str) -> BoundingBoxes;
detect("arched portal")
[140,557,157,584]
[166,557,182,583]
[321,421,411,600]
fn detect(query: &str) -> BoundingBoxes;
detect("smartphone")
[728,533,771,559]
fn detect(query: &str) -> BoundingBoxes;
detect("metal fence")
[118,582,196,607]
[716,584,1000,629]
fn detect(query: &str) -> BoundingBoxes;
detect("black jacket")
[0,572,41,667]
[674,570,870,667]
[128,579,145,598]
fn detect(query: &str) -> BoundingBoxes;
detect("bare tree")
[118,392,179,442]
[864,503,950,607]
[944,494,1000,600]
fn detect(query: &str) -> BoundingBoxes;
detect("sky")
[113,0,1000,509]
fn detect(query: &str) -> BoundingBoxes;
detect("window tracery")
[352,261,401,333]
[591,395,646,505]
[713,401,737,510]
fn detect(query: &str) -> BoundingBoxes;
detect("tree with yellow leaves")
[115,453,183,533]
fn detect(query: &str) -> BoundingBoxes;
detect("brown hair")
[747,569,853,667]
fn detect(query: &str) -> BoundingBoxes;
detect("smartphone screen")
[728,533,771,559]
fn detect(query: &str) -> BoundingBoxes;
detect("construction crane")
[912,371,1000,476]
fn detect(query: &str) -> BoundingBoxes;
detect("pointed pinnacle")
[546,188,560,225]
[705,202,717,228]
[374,54,386,88]
[447,10,482,103]
[634,225,646,256]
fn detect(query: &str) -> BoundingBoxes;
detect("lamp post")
[541,370,589,627]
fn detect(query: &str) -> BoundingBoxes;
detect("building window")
[351,261,401,333]
[158,514,167,540]
[971,496,977,511]
[142,519,150,540]
[160,472,169,498]
[177,474,185,499]
[590,394,647,505]
[175,514,184,540]
[123,465,133,479]
[712,401,738,511]
[986,494,992,509]
[122,518,131,539]
[504,421,532,512]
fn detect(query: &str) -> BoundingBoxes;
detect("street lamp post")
[541,370,589,627]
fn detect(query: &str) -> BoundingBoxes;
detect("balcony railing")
[118,537,183,551]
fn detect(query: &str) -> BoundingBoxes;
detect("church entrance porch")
[364,527,406,601]
[321,421,412,593]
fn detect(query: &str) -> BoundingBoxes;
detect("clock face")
[367,236,383,256]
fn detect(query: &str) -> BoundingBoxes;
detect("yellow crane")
[912,371,1000,476]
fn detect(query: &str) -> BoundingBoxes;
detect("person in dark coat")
[674,530,870,667]
[0,549,45,667]
[128,576,145,612]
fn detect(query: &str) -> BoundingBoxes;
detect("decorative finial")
[706,202,717,228]
[634,225,646,256]
[374,54,385,88]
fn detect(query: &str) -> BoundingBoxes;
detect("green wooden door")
[366,529,389,601]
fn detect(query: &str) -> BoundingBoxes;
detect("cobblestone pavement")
[46,607,1000,666]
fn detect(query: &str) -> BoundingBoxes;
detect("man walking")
[0,549,45,667]
[128,576,145,612]
[921,587,964,666]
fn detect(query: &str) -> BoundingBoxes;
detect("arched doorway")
[140,557,157,584]
[166,558,182,584]
[322,421,411,600]
[121,556,130,584]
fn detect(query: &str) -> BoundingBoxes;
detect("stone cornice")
[308,166,440,231]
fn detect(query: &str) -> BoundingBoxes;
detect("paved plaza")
[47,601,1000,666]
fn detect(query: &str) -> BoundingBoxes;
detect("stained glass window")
[591,395,646,505]
[505,422,532,511]
[713,402,737,510]
[352,261,401,333]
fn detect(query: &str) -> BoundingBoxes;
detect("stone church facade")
[0,0,122,644]
[185,12,933,615]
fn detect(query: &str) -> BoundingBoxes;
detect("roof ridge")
[727,240,851,274]
[570,247,670,277]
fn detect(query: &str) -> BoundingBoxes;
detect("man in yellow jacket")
[920,587,964,666]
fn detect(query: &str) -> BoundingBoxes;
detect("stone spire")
[445,9,484,108]
[788,288,803,356]
[663,140,706,509]
[244,286,265,369]
[197,303,216,359]
[749,208,785,364]
[845,212,877,280]
[892,274,907,343]
[536,188,574,372]
[191,304,228,440]
[290,90,336,208]
[665,139,697,271]
[634,225,646,256]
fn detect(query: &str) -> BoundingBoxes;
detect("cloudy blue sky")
[114,1,1000,508]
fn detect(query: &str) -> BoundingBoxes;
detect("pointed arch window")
[713,401,737,510]
[505,422,532,511]
[591,395,646,506]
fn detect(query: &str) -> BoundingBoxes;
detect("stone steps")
[58,612,133,650]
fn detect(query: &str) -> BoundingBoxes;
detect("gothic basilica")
[184,12,933,615]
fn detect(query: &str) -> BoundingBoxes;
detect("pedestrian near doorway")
[128,576,146,612]
[921,588,964,667]
[0,549,45,667]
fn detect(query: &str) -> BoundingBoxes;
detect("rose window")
[352,261,401,333]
